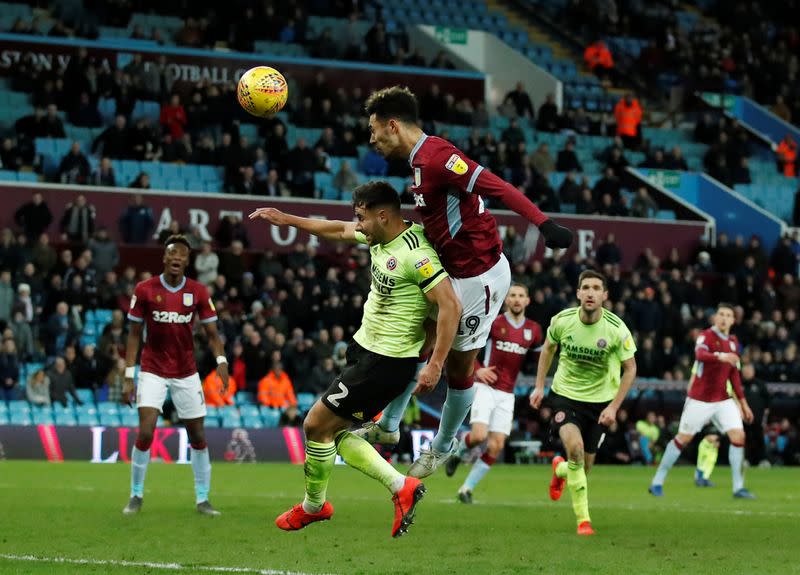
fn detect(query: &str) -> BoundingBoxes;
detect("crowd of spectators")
[1,188,800,461]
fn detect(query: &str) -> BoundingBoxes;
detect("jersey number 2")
[327,381,349,407]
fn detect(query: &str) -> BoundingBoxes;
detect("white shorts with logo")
[430,254,511,352]
[136,371,206,420]
[469,382,515,436]
[678,397,742,435]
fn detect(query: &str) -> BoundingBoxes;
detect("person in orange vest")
[584,39,614,75]
[614,94,642,150]
[257,361,297,409]
[203,370,237,407]
[775,134,797,178]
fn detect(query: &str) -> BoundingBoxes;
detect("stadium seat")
[78,413,100,426]
[10,412,32,425]
[243,415,263,429]
[75,389,95,405]
[204,416,220,428]
[235,391,255,405]
[239,404,260,418]
[121,413,139,427]
[99,414,121,427]
[261,409,281,428]
[296,393,316,413]
[97,402,119,415]
[0,401,7,415]
[221,415,242,428]
[55,413,77,426]
[8,401,30,414]
[0,412,8,425]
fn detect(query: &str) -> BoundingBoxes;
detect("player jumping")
[530,270,637,535]
[122,235,228,516]
[249,181,461,537]
[649,302,755,499]
[445,283,542,503]
[356,86,573,478]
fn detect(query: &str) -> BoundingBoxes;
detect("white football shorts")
[469,382,515,436]
[678,397,743,435]
[136,371,207,420]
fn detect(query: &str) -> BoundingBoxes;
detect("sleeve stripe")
[695,344,709,351]
[419,269,446,290]
[200,316,218,324]
[466,165,484,194]
[127,314,144,323]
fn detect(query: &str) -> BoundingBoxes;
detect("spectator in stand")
[14,191,53,240]
[26,369,51,406]
[43,104,66,138]
[159,94,187,139]
[502,82,535,120]
[529,143,555,177]
[305,356,336,396]
[0,338,19,401]
[630,187,658,219]
[57,141,91,185]
[536,93,560,132]
[92,114,131,159]
[203,369,236,407]
[215,215,249,249]
[48,356,82,407]
[129,172,151,189]
[555,139,582,172]
[59,194,96,245]
[257,361,297,409]
[118,194,155,245]
[218,241,246,287]
[605,147,629,178]
[593,168,621,202]
[667,146,689,171]
[771,95,792,124]
[88,228,119,275]
[232,166,265,195]
[583,38,614,78]
[286,138,316,197]
[157,220,182,245]
[263,169,288,197]
[74,343,105,394]
[502,226,527,266]
[46,301,77,356]
[333,160,358,194]
[105,357,126,403]
[70,92,102,127]
[731,157,752,185]
[596,233,622,266]
[194,241,218,286]
[614,93,642,150]
[1,137,23,171]
[774,134,797,178]
[90,157,116,187]
[576,187,596,215]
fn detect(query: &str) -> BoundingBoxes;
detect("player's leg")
[447,383,492,478]
[715,400,755,498]
[460,431,506,500]
[650,398,709,495]
[695,434,719,487]
[172,373,218,515]
[124,371,166,514]
[558,423,593,534]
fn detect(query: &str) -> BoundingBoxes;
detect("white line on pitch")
[0,554,336,575]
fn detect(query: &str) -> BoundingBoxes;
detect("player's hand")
[529,387,544,409]
[217,362,230,393]
[122,377,135,407]
[718,352,739,366]
[475,366,497,384]
[539,219,573,250]
[248,207,290,225]
[414,362,442,395]
[740,401,754,425]
[598,404,618,427]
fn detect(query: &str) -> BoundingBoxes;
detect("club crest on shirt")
[183,293,193,307]
[445,153,468,175]
[729,341,736,351]
[597,338,607,349]
[413,167,421,187]
[156,295,162,303]
[555,411,566,423]
[524,329,532,341]
[415,257,434,278]
[386,257,397,271]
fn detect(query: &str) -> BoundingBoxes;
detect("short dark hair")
[352,181,401,212]
[717,302,735,313]
[164,234,192,251]
[364,86,419,124]
[578,269,607,290]
[509,282,529,294]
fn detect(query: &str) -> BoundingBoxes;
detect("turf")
[0,461,798,575]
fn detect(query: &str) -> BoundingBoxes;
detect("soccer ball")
[237,66,288,117]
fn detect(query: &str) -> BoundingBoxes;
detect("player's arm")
[474,357,497,385]
[434,147,571,248]
[122,321,143,406]
[203,320,229,392]
[530,336,558,409]
[729,365,753,424]
[598,357,637,426]
[249,207,359,243]
[695,337,738,366]
[416,277,461,393]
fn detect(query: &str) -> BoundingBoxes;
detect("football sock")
[130,446,150,498]
[652,438,683,486]
[456,432,478,458]
[555,459,569,479]
[461,453,495,492]
[729,442,745,492]
[190,445,211,504]
[335,431,405,494]
[431,385,476,453]
[302,440,337,513]
[377,379,417,434]
[697,437,719,480]
[566,460,589,525]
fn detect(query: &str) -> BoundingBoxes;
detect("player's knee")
[486,438,504,457]
[728,429,745,446]
[187,429,206,447]
[135,430,154,451]
[471,428,488,444]
[567,444,584,464]
[303,417,322,441]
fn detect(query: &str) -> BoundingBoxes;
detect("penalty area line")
[0,554,337,575]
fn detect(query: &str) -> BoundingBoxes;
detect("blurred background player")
[249,181,461,537]
[649,303,756,499]
[695,432,720,487]
[530,270,637,535]
[356,86,573,478]
[445,283,542,503]
[122,235,228,516]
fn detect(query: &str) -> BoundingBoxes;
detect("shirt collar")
[408,133,428,166]
[159,274,186,293]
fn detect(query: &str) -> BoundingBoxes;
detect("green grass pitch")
[1,461,799,575]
